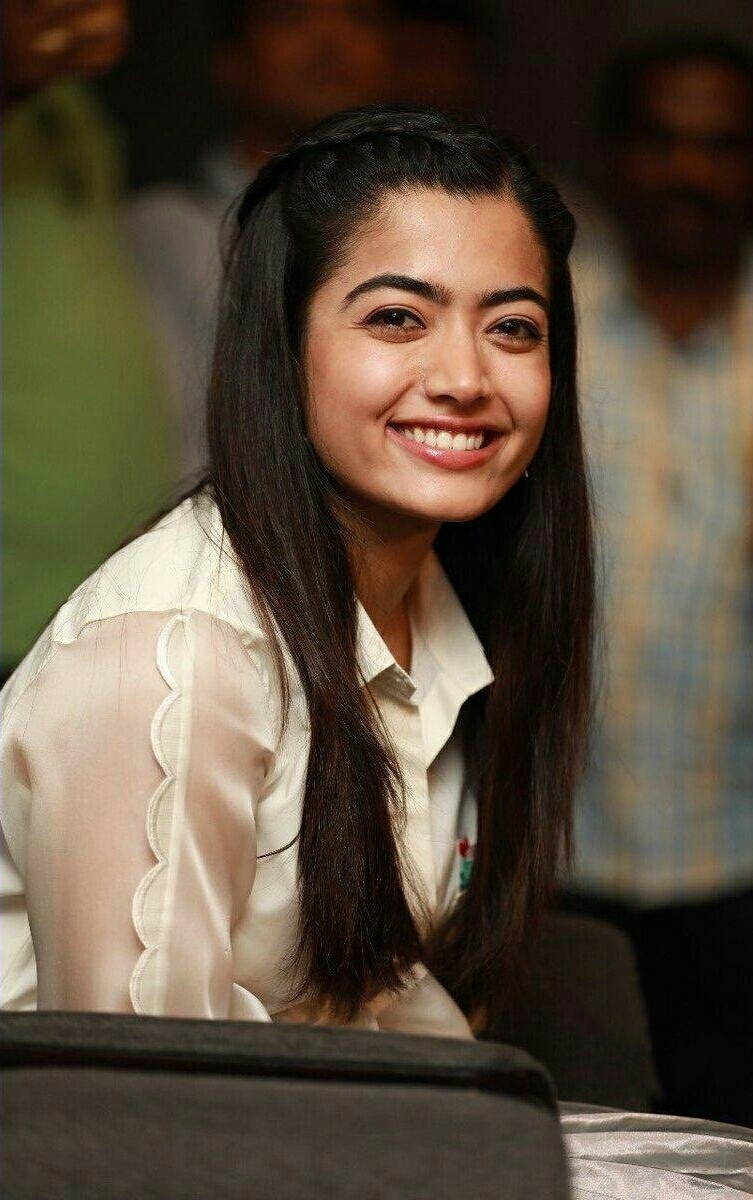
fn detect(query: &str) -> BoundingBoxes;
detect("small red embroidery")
[458,837,475,891]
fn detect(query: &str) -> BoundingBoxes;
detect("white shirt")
[5,499,753,1195]
[0,495,493,1035]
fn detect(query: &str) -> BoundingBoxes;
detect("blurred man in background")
[386,0,482,114]
[123,0,395,475]
[566,38,753,1126]
[2,0,175,680]
[123,0,484,476]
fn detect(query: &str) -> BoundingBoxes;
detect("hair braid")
[236,105,495,228]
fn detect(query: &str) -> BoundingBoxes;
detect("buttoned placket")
[375,667,438,926]
[354,552,493,927]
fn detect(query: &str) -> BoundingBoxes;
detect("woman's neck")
[345,507,440,674]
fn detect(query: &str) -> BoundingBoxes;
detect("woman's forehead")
[327,187,549,301]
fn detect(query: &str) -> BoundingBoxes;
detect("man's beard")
[625,186,742,273]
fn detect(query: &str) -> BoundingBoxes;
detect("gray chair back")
[1,1012,569,1199]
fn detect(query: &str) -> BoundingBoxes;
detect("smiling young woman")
[0,106,593,1036]
[305,188,551,534]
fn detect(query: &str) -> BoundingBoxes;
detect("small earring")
[524,468,530,479]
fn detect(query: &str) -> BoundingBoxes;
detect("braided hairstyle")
[206,104,591,1025]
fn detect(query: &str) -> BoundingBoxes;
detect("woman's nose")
[423,328,488,405]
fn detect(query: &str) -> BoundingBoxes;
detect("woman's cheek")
[315,343,406,433]
[510,359,551,436]
[349,345,413,416]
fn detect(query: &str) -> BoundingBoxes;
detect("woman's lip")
[385,424,502,470]
[390,418,499,435]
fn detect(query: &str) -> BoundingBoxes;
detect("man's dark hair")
[596,34,753,144]
[390,0,483,27]
[213,0,482,41]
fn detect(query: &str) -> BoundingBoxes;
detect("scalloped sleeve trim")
[130,612,195,1015]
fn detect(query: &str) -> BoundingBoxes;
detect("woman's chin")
[391,495,500,526]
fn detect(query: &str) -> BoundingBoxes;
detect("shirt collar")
[203,495,494,729]
[356,551,494,766]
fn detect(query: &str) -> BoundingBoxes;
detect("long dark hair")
[206,104,593,1026]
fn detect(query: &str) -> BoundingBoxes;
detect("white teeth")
[396,426,487,450]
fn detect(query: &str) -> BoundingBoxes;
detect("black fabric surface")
[561,889,753,1127]
[502,914,660,1112]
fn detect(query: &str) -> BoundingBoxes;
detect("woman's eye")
[491,317,542,345]
[364,307,423,332]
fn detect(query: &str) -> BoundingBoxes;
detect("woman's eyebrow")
[341,273,451,308]
[478,286,550,315]
[341,274,549,315]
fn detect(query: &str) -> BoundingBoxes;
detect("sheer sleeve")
[14,610,276,1019]
[372,966,474,1040]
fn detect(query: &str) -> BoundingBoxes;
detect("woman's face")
[304,187,551,531]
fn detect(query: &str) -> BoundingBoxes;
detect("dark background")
[96,0,753,192]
